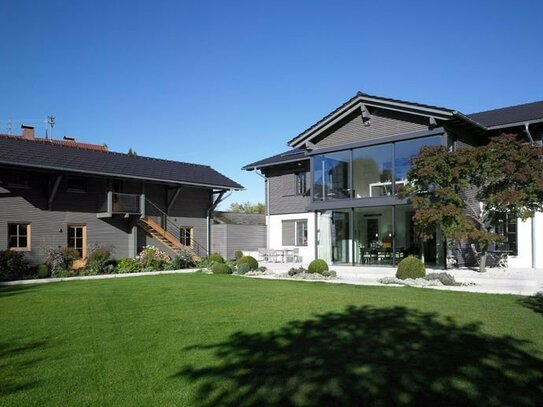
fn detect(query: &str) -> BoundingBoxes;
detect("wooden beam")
[48,175,62,210]
[167,187,182,213]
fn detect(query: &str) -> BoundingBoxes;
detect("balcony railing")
[98,192,144,217]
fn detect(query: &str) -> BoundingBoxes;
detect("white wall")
[268,213,315,263]
[508,212,542,270]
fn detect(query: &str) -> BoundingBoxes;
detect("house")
[243,92,543,268]
[0,126,243,264]
[211,211,266,260]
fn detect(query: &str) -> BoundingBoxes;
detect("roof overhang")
[0,160,244,191]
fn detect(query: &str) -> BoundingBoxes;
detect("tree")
[398,134,543,272]
[127,148,138,156]
[228,201,265,214]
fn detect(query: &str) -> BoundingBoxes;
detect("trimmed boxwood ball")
[211,263,232,274]
[237,255,258,271]
[208,253,225,263]
[307,259,329,274]
[396,256,426,280]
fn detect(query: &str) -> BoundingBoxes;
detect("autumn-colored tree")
[398,134,543,272]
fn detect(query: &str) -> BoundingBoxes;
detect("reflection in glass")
[352,144,393,198]
[313,151,351,201]
[394,136,442,183]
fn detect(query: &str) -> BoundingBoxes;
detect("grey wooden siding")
[314,109,427,148]
[268,170,310,215]
[0,168,212,263]
[211,224,266,259]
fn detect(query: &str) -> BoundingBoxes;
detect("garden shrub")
[236,263,251,275]
[87,246,111,274]
[212,262,232,274]
[234,250,243,260]
[321,270,337,278]
[308,259,329,274]
[116,258,143,273]
[396,256,426,280]
[237,255,258,270]
[288,267,306,276]
[169,250,196,270]
[45,247,80,274]
[425,272,460,286]
[138,246,171,270]
[208,253,225,263]
[37,264,50,279]
[0,250,31,281]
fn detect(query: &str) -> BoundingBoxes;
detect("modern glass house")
[243,92,543,269]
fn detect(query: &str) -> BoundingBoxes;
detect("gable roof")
[468,100,543,128]
[0,135,243,190]
[242,148,307,171]
[213,211,266,225]
[287,91,475,148]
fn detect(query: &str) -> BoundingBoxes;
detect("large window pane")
[394,136,442,183]
[352,144,393,198]
[313,151,351,201]
[353,207,393,265]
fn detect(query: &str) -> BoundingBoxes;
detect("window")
[67,225,87,257]
[67,177,87,193]
[313,151,351,201]
[352,144,393,198]
[180,227,193,246]
[394,136,442,183]
[495,216,518,255]
[295,220,308,246]
[8,223,30,250]
[282,219,307,246]
[295,172,306,195]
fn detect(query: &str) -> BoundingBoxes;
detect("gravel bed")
[378,276,475,287]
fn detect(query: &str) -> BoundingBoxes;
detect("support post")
[48,175,63,210]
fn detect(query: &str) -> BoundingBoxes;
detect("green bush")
[212,262,232,274]
[0,250,31,281]
[288,267,306,276]
[237,255,258,271]
[37,264,50,279]
[236,263,251,275]
[87,246,111,274]
[396,256,426,280]
[169,250,196,270]
[208,253,225,263]
[138,246,171,270]
[307,259,329,274]
[45,247,80,274]
[116,258,143,273]
[234,250,243,260]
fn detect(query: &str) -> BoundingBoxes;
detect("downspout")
[524,122,536,268]
[206,190,231,255]
[255,170,270,250]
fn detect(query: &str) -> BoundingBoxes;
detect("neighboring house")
[0,126,243,264]
[211,211,266,260]
[243,92,543,269]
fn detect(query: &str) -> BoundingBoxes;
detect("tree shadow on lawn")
[0,340,47,397]
[176,305,543,407]
[0,284,43,298]
[519,294,543,316]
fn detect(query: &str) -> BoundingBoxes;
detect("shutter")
[282,220,295,245]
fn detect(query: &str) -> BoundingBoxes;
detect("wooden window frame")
[180,226,193,247]
[7,223,31,251]
[67,225,87,258]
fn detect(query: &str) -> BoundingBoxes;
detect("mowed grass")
[1,274,543,406]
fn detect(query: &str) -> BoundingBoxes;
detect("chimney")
[21,125,35,140]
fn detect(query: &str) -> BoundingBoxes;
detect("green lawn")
[1,274,542,406]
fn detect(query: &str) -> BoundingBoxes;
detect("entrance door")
[332,211,351,263]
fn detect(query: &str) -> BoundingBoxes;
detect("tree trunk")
[479,250,487,273]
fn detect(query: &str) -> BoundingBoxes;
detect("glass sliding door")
[353,207,393,265]
[317,210,352,264]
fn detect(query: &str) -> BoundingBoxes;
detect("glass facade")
[312,135,442,201]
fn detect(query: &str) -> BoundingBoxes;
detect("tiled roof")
[0,135,243,189]
[242,148,307,170]
[468,100,543,128]
[213,211,266,225]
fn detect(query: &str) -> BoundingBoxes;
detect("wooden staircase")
[137,217,201,261]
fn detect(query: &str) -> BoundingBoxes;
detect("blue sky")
[1,0,542,208]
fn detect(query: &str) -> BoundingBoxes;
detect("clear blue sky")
[1,0,542,208]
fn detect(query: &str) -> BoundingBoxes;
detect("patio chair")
[257,248,268,262]
[286,248,301,263]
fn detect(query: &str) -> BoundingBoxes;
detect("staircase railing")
[144,198,208,258]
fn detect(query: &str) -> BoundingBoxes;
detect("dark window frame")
[67,177,88,193]
[295,220,308,246]
[295,172,306,196]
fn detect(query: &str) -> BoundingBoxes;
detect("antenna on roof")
[47,115,55,140]
[6,119,12,135]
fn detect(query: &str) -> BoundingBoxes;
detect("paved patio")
[253,261,543,296]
